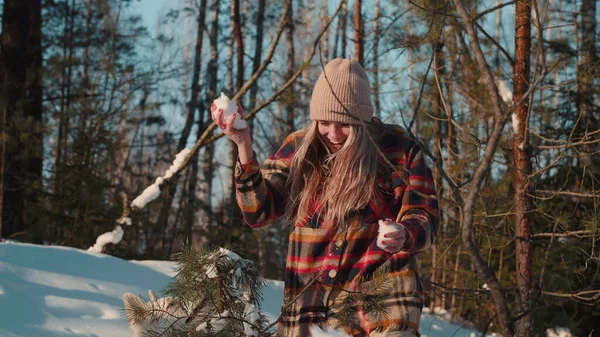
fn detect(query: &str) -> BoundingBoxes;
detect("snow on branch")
[87,148,190,253]
[88,225,124,253]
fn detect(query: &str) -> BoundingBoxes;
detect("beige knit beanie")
[310,58,373,124]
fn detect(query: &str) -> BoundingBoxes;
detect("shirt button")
[328,269,337,278]
[335,239,344,247]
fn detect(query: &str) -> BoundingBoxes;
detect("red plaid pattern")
[235,124,439,337]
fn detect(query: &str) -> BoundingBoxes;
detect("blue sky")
[137,0,174,34]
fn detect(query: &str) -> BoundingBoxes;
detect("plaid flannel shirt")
[235,123,439,337]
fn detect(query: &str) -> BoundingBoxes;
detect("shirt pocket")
[286,226,332,288]
[289,226,331,258]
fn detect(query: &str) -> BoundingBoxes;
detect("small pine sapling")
[123,245,272,336]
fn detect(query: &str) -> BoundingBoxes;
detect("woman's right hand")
[211,102,252,146]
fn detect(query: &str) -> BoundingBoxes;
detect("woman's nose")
[330,125,342,137]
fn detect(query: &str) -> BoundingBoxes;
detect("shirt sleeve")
[234,133,299,228]
[396,142,440,253]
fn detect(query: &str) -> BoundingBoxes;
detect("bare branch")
[473,1,515,21]
[533,230,596,238]
[451,0,514,334]
[541,290,600,304]
[535,190,600,198]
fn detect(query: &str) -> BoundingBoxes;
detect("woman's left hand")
[377,219,408,253]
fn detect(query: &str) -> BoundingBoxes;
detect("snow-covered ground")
[0,241,504,337]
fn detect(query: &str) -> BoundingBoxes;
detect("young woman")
[212,58,439,337]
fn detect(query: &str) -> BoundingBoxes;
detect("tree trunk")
[450,245,461,311]
[55,0,75,204]
[354,0,364,65]
[194,0,220,246]
[248,0,266,273]
[321,0,329,63]
[248,0,265,117]
[184,0,208,244]
[577,0,598,174]
[408,39,417,133]
[0,0,43,241]
[340,1,347,58]
[373,0,381,118]
[152,0,212,256]
[226,0,244,227]
[233,0,244,93]
[284,1,296,136]
[513,0,533,336]
[430,42,445,311]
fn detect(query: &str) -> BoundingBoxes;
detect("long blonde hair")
[286,121,380,227]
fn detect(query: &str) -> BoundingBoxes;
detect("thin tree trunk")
[408,41,417,133]
[284,1,296,136]
[184,0,208,243]
[225,0,234,225]
[354,0,363,65]
[321,0,329,63]
[55,0,73,197]
[227,0,244,227]
[450,245,461,311]
[152,0,211,256]
[430,42,444,311]
[513,0,533,336]
[495,0,502,69]
[233,0,244,93]
[54,1,75,241]
[577,0,598,173]
[69,0,93,246]
[373,0,381,118]
[243,4,265,272]
[498,246,504,281]
[197,0,220,239]
[248,0,265,122]
[333,4,340,59]
[340,1,347,58]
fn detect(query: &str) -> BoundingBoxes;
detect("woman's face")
[317,121,352,153]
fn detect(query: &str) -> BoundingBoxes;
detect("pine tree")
[123,245,272,337]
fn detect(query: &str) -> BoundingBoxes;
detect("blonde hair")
[286,121,380,227]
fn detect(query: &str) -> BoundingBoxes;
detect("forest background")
[0,0,599,336]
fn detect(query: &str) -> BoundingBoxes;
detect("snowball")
[376,219,402,250]
[131,177,163,209]
[87,225,124,253]
[212,92,247,130]
[164,148,190,179]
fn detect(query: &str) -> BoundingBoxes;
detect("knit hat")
[310,58,373,124]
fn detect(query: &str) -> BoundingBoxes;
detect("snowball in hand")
[212,92,247,130]
[376,219,404,251]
